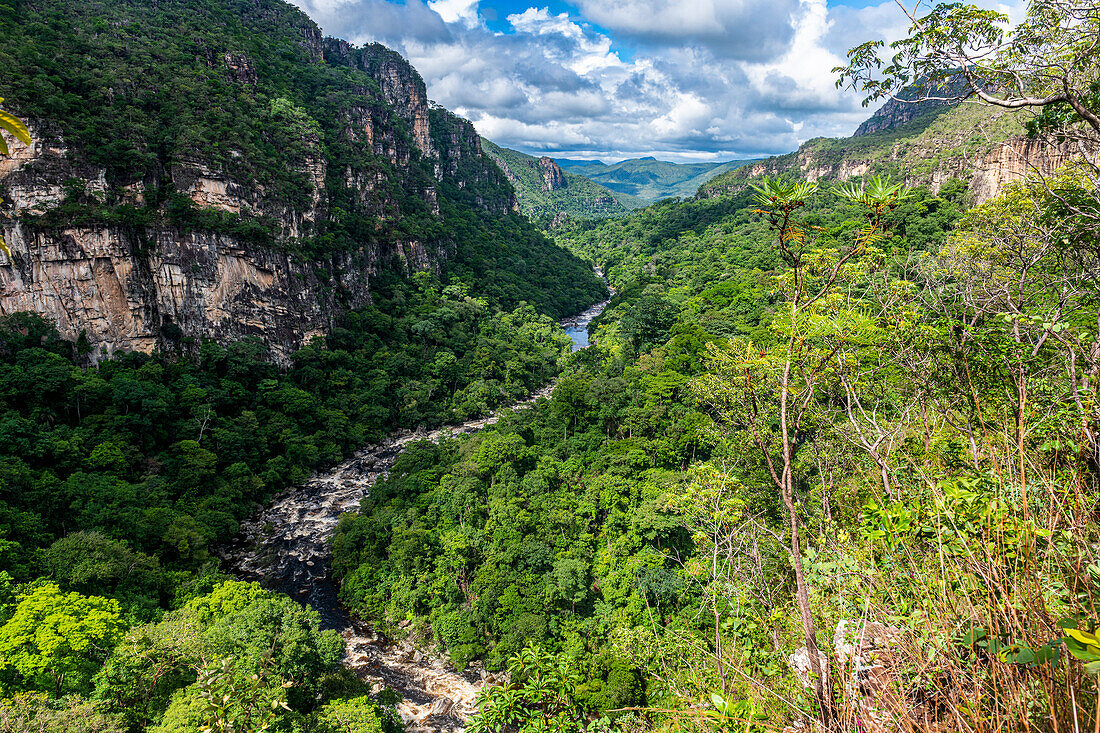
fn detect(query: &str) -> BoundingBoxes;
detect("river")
[222,291,609,732]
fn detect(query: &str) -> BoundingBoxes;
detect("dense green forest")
[0,271,576,728]
[328,177,970,715]
[0,0,605,318]
[331,160,1100,731]
[3,0,1100,731]
[480,141,630,219]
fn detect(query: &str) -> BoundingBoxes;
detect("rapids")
[222,290,609,732]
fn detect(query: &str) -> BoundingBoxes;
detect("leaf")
[0,108,29,147]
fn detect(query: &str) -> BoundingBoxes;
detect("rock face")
[700,110,1087,206]
[537,156,567,191]
[853,78,966,137]
[325,40,435,159]
[0,8,517,363]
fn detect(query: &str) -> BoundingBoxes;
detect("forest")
[2,0,1100,731]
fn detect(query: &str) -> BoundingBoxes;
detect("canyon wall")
[0,0,516,362]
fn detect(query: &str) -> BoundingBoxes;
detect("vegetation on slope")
[481,140,629,219]
[0,0,604,318]
[699,103,1028,198]
[332,162,1100,731]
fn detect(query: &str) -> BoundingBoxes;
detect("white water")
[222,292,608,732]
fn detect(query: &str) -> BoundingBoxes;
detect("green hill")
[555,156,759,202]
[481,139,630,218]
[699,102,1028,200]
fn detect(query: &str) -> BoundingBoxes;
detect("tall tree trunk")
[780,315,834,729]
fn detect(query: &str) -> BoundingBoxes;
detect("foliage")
[481,140,628,219]
[0,0,603,318]
[0,692,125,733]
[93,580,358,731]
[0,584,124,696]
[0,281,570,593]
[312,695,402,733]
[193,656,290,733]
[467,646,585,733]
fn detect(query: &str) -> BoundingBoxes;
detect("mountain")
[0,0,605,362]
[480,139,629,219]
[698,99,1079,203]
[555,156,759,203]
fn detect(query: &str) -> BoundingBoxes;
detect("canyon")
[222,296,609,732]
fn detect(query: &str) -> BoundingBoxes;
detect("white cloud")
[427,0,480,26]
[288,0,1031,161]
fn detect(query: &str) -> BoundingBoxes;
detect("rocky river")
[223,293,609,732]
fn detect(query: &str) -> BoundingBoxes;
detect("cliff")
[0,0,599,362]
[480,139,628,219]
[699,102,1078,204]
[852,78,966,137]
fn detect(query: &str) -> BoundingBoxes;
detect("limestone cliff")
[537,157,567,192]
[0,0,529,363]
[699,103,1081,204]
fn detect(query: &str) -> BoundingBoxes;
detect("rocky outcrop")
[223,52,258,85]
[0,208,451,363]
[537,156,567,191]
[853,78,966,137]
[700,120,1088,205]
[969,136,1088,202]
[326,39,435,159]
[0,9,525,364]
[0,119,455,362]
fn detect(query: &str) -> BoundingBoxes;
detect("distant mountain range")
[554,156,761,204]
[481,140,629,220]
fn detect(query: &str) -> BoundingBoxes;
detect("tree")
[0,583,124,696]
[695,177,910,728]
[836,0,1100,130]
[194,656,291,733]
[313,695,402,733]
[0,692,126,733]
[45,531,165,620]
[467,645,585,733]
[835,0,1100,243]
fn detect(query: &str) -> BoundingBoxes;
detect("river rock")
[217,291,609,731]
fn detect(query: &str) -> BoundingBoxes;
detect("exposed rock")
[969,136,1087,203]
[325,39,436,159]
[703,129,1090,206]
[223,52,258,84]
[537,156,567,191]
[787,646,830,691]
[833,620,907,733]
[853,78,967,137]
[0,89,462,362]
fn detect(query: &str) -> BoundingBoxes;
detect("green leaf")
[0,108,30,147]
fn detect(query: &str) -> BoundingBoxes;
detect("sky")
[289,0,1025,163]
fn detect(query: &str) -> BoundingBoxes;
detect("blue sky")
[290,0,1024,162]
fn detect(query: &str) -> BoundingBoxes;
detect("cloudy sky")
[289,0,1023,162]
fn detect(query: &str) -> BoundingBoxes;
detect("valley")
[221,297,609,731]
[0,0,1098,732]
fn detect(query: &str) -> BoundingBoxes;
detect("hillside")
[556,156,758,202]
[698,101,1078,202]
[0,0,605,361]
[481,139,629,219]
